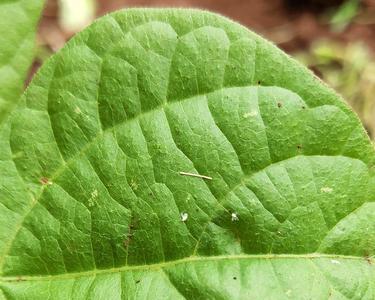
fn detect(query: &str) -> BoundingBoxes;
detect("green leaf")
[0,8,374,299]
[0,0,45,124]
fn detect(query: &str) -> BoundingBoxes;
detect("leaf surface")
[0,0,45,124]
[0,9,374,299]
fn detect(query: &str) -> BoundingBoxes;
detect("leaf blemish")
[130,179,138,190]
[40,177,52,186]
[123,237,132,248]
[277,102,282,108]
[321,187,333,193]
[124,227,135,248]
[231,212,239,222]
[180,212,188,222]
[243,110,258,118]
[88,189,98,207]
[365,255,372,265]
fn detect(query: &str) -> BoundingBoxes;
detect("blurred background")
[33,0,375,139]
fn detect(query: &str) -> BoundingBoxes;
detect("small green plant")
[0,4,374,300]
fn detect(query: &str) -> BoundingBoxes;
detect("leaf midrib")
[0,253,369,283]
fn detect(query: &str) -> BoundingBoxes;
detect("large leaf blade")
[0,9,374,299]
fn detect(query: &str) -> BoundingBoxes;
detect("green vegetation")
[297,40,375,139]
[0,7,374,299]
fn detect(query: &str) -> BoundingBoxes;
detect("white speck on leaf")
[88,189,98,207]
[243,110,258,118]
[130,179,138,190]
[331,259,340,265]
[321,187,333,193]
[180,212,188,222]
[231,212,239,222]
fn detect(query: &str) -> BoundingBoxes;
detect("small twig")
[179,171,212,180]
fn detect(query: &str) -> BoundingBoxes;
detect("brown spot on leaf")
[124,218,139,248]
[40,177,52,185]
[365,256,373,265]
[123,234,133,248]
